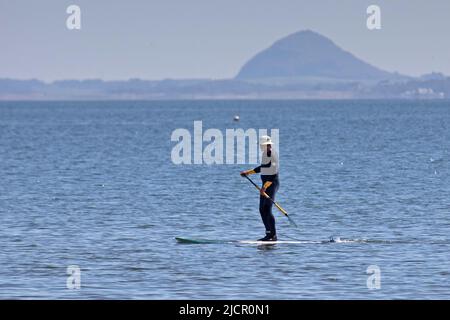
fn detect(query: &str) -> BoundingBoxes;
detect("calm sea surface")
[0,100,449,299]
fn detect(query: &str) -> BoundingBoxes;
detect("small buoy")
[233,115,240,121]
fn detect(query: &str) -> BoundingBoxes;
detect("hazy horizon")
[2,0,450,81]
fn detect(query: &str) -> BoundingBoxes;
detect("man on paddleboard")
[240,135,279,241]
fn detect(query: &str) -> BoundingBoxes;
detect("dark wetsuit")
[253,150,279,237]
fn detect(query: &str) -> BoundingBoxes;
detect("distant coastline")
[1,31,449,101]
[1,76,448,101]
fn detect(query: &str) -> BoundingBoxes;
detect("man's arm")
[240,166,260,176]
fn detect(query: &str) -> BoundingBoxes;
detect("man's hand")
[260,187,269,198]
[240,170,249,177]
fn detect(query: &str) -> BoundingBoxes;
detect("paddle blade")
[273,202,298,228]
[287,215,298,228]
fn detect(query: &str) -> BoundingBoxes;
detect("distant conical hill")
[236,30,398,81]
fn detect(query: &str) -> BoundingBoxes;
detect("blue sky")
[1,0,449,81]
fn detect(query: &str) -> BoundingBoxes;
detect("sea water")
[0,100,449,299]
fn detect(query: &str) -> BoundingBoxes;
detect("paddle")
[242,175,298,228]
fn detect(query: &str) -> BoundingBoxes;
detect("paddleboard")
[175,237,335,245]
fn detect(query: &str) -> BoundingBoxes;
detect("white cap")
[259,135,273,145]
